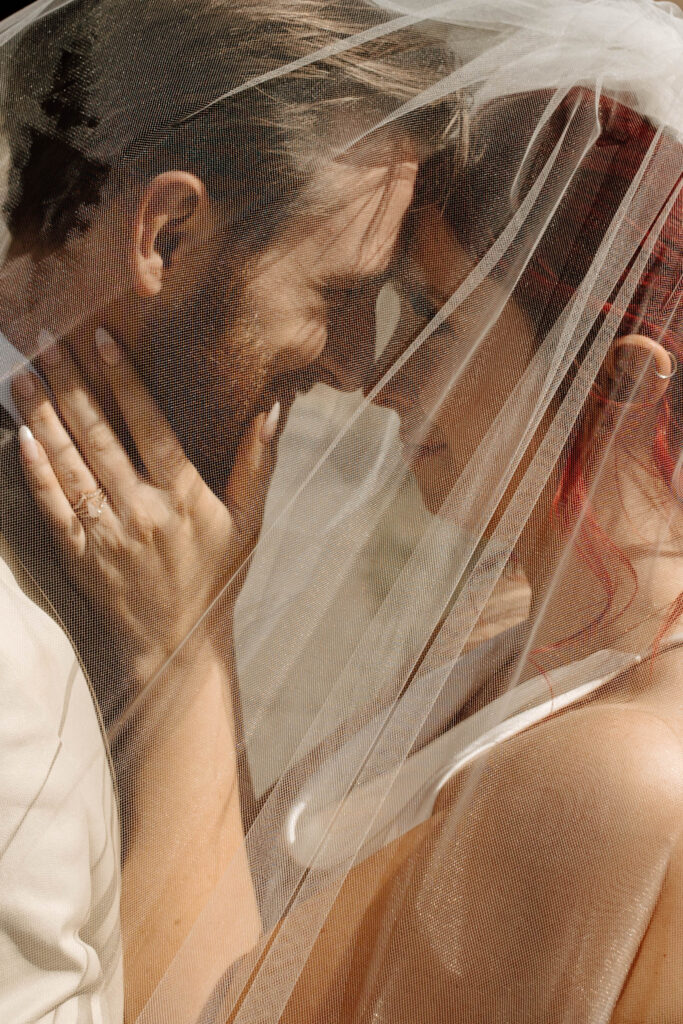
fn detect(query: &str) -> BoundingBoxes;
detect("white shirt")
[0,329,38,424]
[0,327,124,1023]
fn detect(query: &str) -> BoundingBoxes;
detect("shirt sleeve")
[0,559,123,1024]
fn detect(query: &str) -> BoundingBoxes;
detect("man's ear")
[133,171,207,296]
[603,333,677,404]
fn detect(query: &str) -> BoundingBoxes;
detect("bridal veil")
[0,1,681,1021]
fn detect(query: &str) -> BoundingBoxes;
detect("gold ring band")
[73,488,107,522]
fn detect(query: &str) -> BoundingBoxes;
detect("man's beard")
[135,263,276,497]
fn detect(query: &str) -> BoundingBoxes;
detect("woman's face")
[375,207,537,523]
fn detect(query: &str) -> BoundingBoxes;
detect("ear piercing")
[655,351,678,381]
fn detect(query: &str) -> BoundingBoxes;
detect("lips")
[411,440,447,463]
[398,422,447,464]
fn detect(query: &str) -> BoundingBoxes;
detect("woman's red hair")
[440,87,683,632]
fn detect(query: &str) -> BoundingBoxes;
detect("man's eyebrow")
[391,250,446,289]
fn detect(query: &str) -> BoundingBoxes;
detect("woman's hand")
[12,331,275,1005]
[12,329,280,675]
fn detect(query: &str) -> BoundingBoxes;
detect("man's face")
[128,158,417,493]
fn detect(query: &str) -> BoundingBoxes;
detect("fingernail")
[18,424,39,462]
[95,327,121,366]
[260,400,281,443]
[12,371,35,401]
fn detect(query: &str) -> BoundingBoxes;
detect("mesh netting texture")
[0,2,681,1023]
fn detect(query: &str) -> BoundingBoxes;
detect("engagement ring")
[73,488,108,523]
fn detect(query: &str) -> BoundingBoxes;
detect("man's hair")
[2,0,466,252]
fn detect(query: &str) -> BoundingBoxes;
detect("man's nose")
[363,362,414,417]
[318,290,379,392]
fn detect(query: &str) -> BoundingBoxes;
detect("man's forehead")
[276,157,418,283]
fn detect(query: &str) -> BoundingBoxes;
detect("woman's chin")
[410,453,487,535]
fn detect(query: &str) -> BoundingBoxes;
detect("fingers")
[12,369,103,508]
[17,424,87,556]
[18,339,140,508]
[14,329,280,573]
[225,400,280,546]
[93,329,190,488]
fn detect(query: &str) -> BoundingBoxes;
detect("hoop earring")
[655,351,678,381]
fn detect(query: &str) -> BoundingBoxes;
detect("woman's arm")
[334,703,683,1024]
[121,637,261,1022]
[612,826,683,1024]
[445,704,683,1023]
[14,333,277,1020]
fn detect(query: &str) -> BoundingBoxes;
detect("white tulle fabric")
[0,1,681,1022]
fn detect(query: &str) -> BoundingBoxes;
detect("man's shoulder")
[0,545,108,839]
[0,551,122,1023]
[0,548,77,715]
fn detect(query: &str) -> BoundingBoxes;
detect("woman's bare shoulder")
[481,702,683,882]
[548,701,683,1024]
[429,702,683,1012]
[436,698,683,863]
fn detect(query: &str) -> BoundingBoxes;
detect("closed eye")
[406,287,454,338]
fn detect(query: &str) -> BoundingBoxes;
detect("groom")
[0,0,463,755]
[0,0,464,1018]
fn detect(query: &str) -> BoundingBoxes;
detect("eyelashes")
[407,287,438,321]
[405,286,455,340]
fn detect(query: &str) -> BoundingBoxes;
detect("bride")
[10,1,683,1021]
[338,87,683,1023]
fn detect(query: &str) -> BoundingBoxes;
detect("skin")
[8,194,682,1018]
[368,207,683,1021]
[6,149,418,1021]
[375,208,683,657]
[116,158,419,491]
